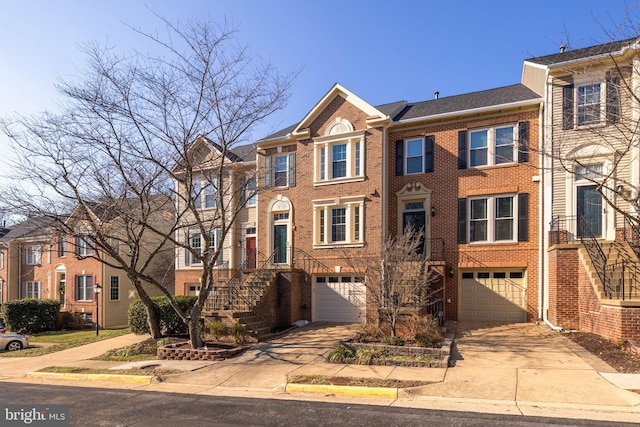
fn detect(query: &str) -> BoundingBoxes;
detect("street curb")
[285,383,398,398]
[26,371,154,384]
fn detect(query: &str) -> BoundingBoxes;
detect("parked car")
[0,332,29,351]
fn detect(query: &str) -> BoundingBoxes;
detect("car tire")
[5,341,23,351]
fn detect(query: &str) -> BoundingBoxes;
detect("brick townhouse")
[0,200,174,329]
[245,83,543,328]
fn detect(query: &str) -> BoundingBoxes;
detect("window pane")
[470,220,487,242]
[470,130,487,149]
[320,147,326,180]
[495,219,513,240]
[274,155,288,186]
[470,130,488,167]
[406,139,423,174]
[495,127,514,164]
[495,197,513,241]
[470,199,487,219]
[355,142,361,176]
[331,208,346,242]
[332,144,347,178]
[495,197,513,218]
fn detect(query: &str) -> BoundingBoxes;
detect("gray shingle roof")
[230,144,256,162]
[526,37,639,66]
[393,84,541,121]
[0,217,56,242]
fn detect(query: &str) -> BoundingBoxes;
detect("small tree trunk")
[188,302,204,348]
[131,277,162,339]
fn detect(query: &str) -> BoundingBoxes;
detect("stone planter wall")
[157,342,247,361]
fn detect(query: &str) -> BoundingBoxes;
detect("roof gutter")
[393,99,542,126]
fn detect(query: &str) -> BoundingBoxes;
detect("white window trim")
[22,281,41,299]
[573,75,607,128]
[404,137,425,175]
[109,276,120,301]
[313,130,366,186]
[25,245,42,265]
[313,196,365,248]
[75,275,94,302]
[468,124,517,168]
[468,194,518,243]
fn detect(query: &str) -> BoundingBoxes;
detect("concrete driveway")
[414,321,640,408]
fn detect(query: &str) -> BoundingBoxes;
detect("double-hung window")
[469,126,515,167]
[110,276,120,301]
[313,196,365,247]
[25,245,41,265]
[395,136,434,175]
[21,281,41,299]
[76,237,93,256]
[245,176,257,206]
[314,132,365,184]
[562,74,620,129]
[75,275,93,301]
[185,230,223,266]
[264,151,296,188]
[458,123,529,169]
[192,178,218,210]
[458,194,529,243]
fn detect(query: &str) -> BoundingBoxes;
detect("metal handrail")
[624,216,640,258]
[578,215,610,296]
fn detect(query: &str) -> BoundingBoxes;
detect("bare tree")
[1,15,293,347]
[343,228,443,337]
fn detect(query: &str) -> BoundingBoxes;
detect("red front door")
[245,237,256,269]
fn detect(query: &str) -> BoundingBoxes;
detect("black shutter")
[606,74,620,123]
[562,85,574,129]
[395,140,404,176]
[518,193,529,242]
[264,156,272,189]
[518,121,529,163]
[288,152,296,187]
[458,131,467,169]
[457,198,467,243]
[424,135,434,173]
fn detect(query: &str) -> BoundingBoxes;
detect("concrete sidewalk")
[2,322,640,423]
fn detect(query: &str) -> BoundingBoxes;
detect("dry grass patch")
[287,374,430,388]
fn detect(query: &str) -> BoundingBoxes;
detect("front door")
[403,211,426,254]
[245,237,256,269]
[273,224,287,264]
[577,185,602,237]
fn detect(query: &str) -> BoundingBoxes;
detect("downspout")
[382,124,388,245]
[538,101,544,321]
[540,76,562,331]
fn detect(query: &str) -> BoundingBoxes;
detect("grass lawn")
[0,328,131,357]
[36,365,182,376]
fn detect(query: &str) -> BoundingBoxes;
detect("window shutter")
[395,140,404,176]
[215,229,223,266]
[239,175,246,205]
[424,135,434,173]
[458,131,467,169]
[606,74,620,123]
[93,275,97,302]
[288,152,296,187]
[457,198,467,243]
[518,193,529,242]
[264,156,272,189]
[20,282,25,299]
[518,121,529,163]
[562,85,574,129]
[73,275,77,301]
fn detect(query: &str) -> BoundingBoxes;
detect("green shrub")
[208,321,227,340]
[230,322,246,343]
[2,299,61,334]
[326,345,355,363]
[128,296,197,335]
[355,348,384,365]
[415,331,442,348]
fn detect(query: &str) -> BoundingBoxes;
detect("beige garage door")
[460,270,526,322]
[312,276,366,323]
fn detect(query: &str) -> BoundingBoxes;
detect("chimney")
[434,91,439,100]
[559,45,567,53]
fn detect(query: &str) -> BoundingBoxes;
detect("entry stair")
[579,241,640,301]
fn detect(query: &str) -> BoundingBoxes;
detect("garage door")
[312,276,365,323]
[460,270,526,322]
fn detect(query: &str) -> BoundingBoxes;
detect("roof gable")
[292,83,389,136]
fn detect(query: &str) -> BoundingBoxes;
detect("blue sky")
[0,1,637,167]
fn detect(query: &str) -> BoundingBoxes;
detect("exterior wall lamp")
[431,206,436,217]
